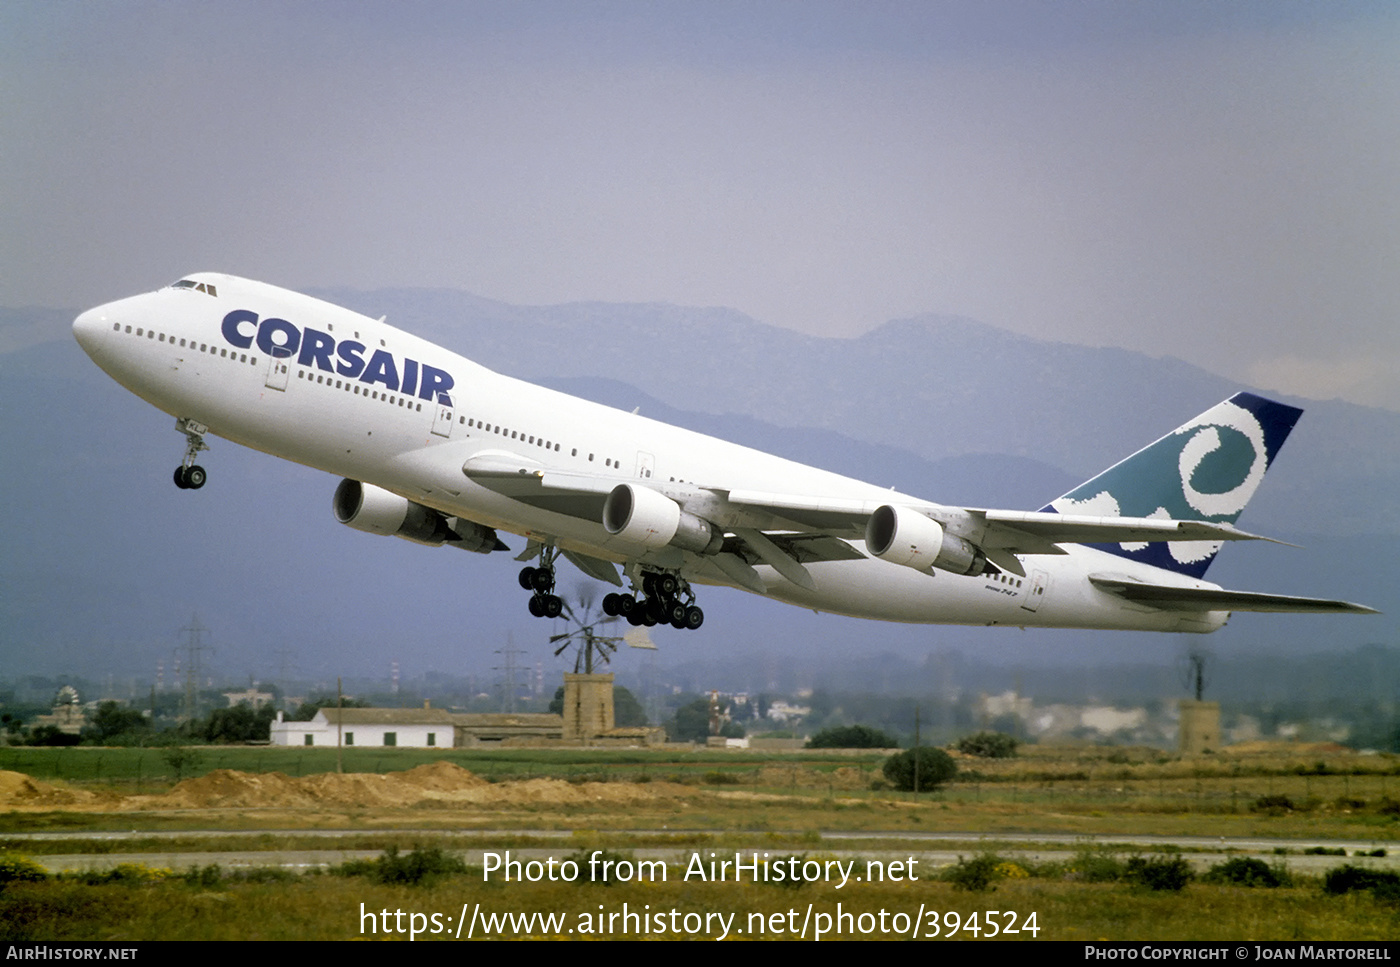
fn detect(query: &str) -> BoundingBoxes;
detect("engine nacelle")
[865,504,987,576]
[333,479,502,553]
[602,483,724,555]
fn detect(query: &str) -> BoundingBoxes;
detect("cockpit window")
[170,279,218,297]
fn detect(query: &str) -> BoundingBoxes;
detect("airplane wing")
[724,491,1278,549]
[466,459,1285,570]
[1088,575,1378,615]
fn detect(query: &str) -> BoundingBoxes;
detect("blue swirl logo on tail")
[1043,392,1302,578]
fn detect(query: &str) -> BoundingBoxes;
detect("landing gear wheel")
[174,466,189,489]
[602,593,621,616]
[184,465,206,489]
[684,605,704,630]
[626,609,644,626]
[542,594,564,619]
[656,573,679,598]
[665,600,688,626]
[528,595,545,617]
[530,567,555,592]
[519,566,537,590]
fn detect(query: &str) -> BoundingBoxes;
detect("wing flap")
[981,510,1280,549]
[1089,575,1378,615]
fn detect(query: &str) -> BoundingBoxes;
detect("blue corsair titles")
[73,273,1377,632]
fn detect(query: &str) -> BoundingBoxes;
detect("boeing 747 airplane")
[72,274,1375,633]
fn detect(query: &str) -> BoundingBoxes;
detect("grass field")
[2,743,1397,939]
[2,850,1397,941]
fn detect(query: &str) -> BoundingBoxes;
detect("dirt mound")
[755,765,874,790]
[0,769,99,807]
[148,766,686,810]
[397,761,490,792]
[161,770,316,808]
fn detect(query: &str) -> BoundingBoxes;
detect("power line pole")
[176,613,214,726]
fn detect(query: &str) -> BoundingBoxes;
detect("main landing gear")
[518,552,704,631]
[602,570,704,631]
[172,418,209,490]
[519,564,564,618]
[520,544,564,618]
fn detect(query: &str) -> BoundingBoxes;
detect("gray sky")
[5,1,1398,408]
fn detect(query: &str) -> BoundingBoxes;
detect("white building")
[270,707,455,748]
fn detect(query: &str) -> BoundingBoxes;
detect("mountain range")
[1,290,1392,685]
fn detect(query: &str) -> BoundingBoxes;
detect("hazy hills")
[1,291,1393,684]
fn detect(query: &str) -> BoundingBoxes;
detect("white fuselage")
[72,274,1228,633]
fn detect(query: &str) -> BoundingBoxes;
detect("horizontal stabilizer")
[1089,575,1378,615]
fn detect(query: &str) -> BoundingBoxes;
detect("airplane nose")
[73,305,111,360]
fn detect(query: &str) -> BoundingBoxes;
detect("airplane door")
[264,350,292,391]
[1020,569,1050,613]
[635,451,655,480]
[431,400,454,438]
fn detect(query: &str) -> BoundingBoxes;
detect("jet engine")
[333,479,503,553]
[865,504,987,576]
[602,483,724,555]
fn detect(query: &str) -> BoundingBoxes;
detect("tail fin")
[1041,392,1302,578]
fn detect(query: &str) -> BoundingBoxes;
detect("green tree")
[87,701,151,743]
[882,746,956,791]
[807,724,900,749]
[613,686,648,727]
[667,698,712,742]
[198,702,276,743]
[955,731,1018,758]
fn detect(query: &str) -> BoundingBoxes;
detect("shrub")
[0,854,49,886]
[338,846,467,886]
[1069,844,1125,883]
[955,731,1018,758]
[1124,855,1193,892]
[944,852,1003,892]
[64,863,175,886]
[1202,857,1291,888]
[882,747,957,792]
[1251,794,1295,815]
[701,771,741,785]
[806,724,900,749]
[183,864,224,888]
[563,848,635,885]
[1322,865,1400,902]
[764,855,811,890]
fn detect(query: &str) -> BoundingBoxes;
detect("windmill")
[1178,648,1211,701]
[550,585,627,674]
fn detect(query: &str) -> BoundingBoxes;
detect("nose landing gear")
[173,418,209,490]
